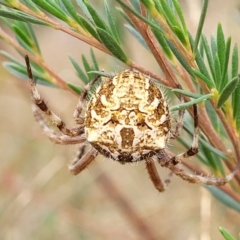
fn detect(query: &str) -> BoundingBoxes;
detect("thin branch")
[123,1,179,88]
[0,27,73,92]
[11,1,111,54]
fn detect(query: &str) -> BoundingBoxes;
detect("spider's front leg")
[25,55,82,137]
[73,74,101,124]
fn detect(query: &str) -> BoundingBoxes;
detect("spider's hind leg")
[145,158,166,192]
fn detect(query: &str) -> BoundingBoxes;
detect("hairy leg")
[25,55,83,137]
[69,145,98,175]
[145,158,165,192]
[74,74,101,124]
[170,104,198,164]
[170,85,185,139]
[33,105,86,145]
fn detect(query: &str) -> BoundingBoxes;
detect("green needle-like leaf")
[211,35,217,60]
[12,24,32,47]
[79,16,100,40]
[152,27,172,59]
[171,89,203,99]
[170,94,212,111]
[125,24,148,50]
[172,0,188,35]
[207,186,240,213]
[27,23,41,54]
[159,0,181,30]
[173,26,188,46]
[195,50,214,87]
[192,68,215,88]
[76,0,94,23]
[193,0,208,54]
[90,48,99,71]
[201,35,216,81]
[32,0,69,22]
[96,27,129,63]
[140,0,155,9]
[82,54,93,80]
[61,0,84,26]
[0,9,48,25]
[167,40,193,75]
[231,44,239,79]
[67,82,82,94]
[117,0,164,35]
[85,1,110,32]
[219,227,237,240]
[22,0,41,12]
[69,56,88,84]
[217,76,240,108]
[217,23,225,71]
[219,37,231,91]
[3,61,54,87]
[104,0,120,44]
[214,54,222,89]
[232,45,240,128]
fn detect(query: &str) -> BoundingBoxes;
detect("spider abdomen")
[84,69,171,163]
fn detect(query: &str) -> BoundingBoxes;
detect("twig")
[123,1,179,88]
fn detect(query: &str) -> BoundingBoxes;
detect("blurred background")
[0,0,240,239]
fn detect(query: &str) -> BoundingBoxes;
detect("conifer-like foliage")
[0,0,240,222]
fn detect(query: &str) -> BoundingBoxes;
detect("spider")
[25,55,238,192]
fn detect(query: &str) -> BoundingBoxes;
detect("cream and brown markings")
[84,69,171,163]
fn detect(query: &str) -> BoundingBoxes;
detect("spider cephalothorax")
[25,55,238,192]
[84,69,171,163]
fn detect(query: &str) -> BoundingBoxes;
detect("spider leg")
[69,145,98,175]
[25,55,82,137]
[170,93,185,139]
[74,74,101,124]
[33,105,86,145]
[171,104,199,164]
[145,158,166,192]
[159,152,240,186]
[158,117,240,187]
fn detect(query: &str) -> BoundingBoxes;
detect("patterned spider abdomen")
[84,69,171,163]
